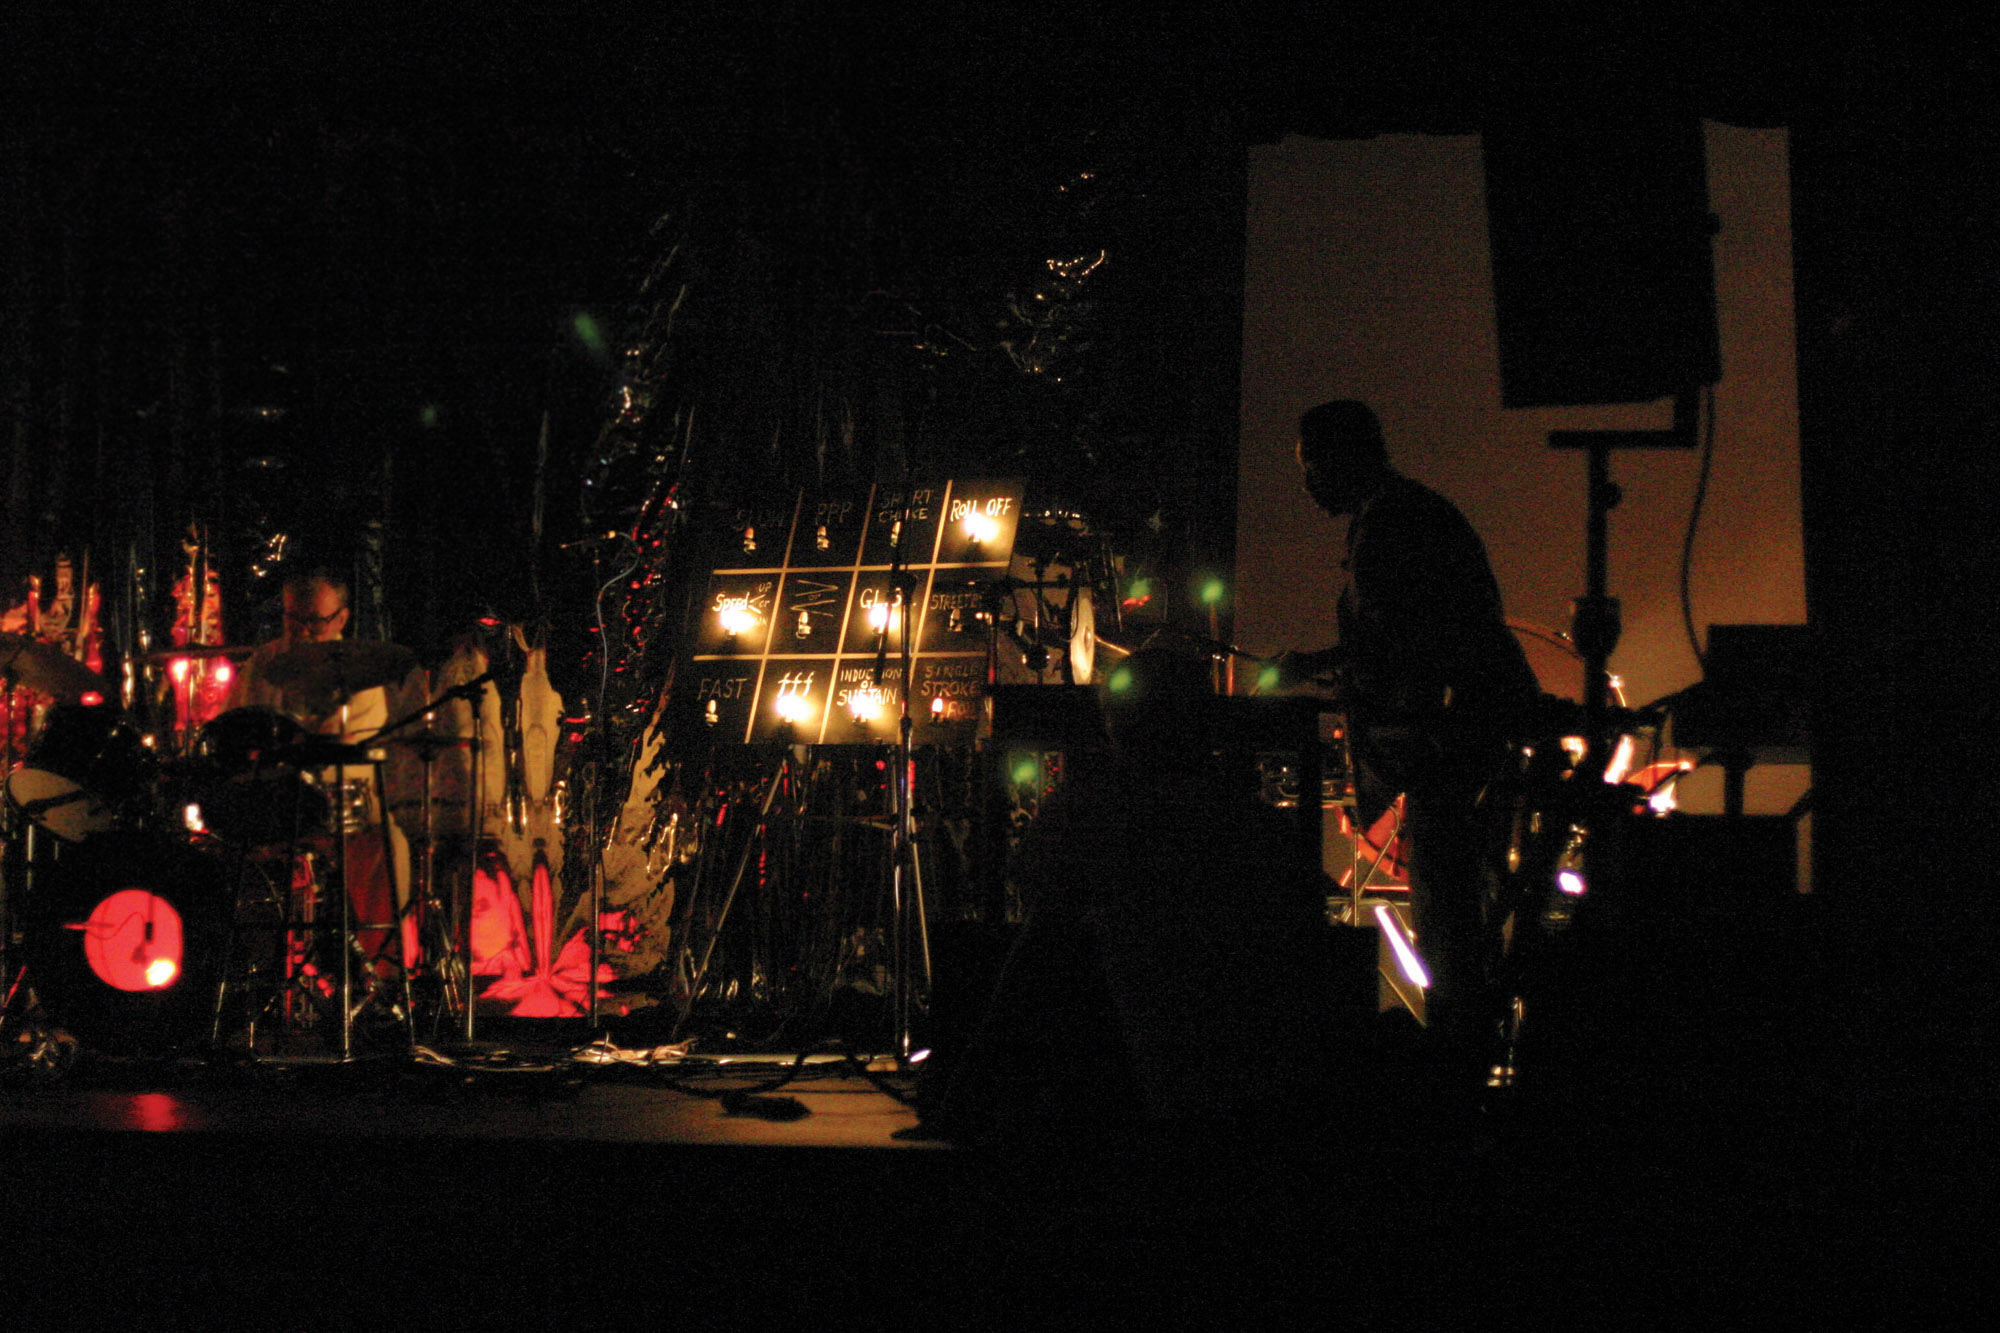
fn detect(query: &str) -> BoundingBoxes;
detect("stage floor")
[1,1044,936,1150]
[0,989,1953,1325]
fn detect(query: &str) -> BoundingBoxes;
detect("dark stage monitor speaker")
[1483,113,1722,408]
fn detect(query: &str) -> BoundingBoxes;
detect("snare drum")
[4,703,156,842]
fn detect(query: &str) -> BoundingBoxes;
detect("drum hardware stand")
[198,759,343,1055]
[0,791,39,1071]
[404,731,467,1038]
[460,669,492,1043]
[207,841,284,1052]
[377,675,489,1042]
[0,691,22,1003]
[669,747,794,1042]
[288,716,413,1063]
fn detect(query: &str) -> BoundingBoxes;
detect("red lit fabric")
[471,862,532,978]
[470,851,615,1017]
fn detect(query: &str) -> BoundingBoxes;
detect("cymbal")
[0,633,107,701]
[135,643,252,664]
[378,733,474,754]
[282,736,380,767]
[261,640,418,701]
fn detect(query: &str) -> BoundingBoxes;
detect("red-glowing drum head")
[22,832,230,1053]
[77,888,187,991]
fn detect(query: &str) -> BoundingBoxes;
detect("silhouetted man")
[1280,400,1540,1088]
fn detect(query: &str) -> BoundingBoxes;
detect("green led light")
[419,404,441,428]
[1010,758,1040,786]
[1199,578,1226,606]
[1128,577,1152,600]
[573,312,607,356]
[1107,664,1133,694]
[1258,665,1281,692]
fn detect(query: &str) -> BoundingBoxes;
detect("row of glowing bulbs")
[166,657,232,686]
[717,597,904,643]
[717,509,1003,642]
[762,685,953,727]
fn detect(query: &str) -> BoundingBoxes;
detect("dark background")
[6,4,1997,1112]
[2,6,1249,661]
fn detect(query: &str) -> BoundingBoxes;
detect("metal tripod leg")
[671,753,790,1041]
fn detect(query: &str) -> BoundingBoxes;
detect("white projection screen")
[1234,124,1809,823]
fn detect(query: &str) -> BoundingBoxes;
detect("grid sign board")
[683,480,1022,746]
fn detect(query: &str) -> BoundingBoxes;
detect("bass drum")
[4,703,156,842]
[21,832,232,1054]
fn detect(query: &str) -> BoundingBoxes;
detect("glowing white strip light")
[1374,904,1431,989]
[1604,734,1636,785]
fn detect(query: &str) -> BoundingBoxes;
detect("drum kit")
[2,630,472,1068]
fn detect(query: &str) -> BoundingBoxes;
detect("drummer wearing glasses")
[228,570,417,979]
[230,572,362,727]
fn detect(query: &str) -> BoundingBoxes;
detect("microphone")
[441,669,497,703]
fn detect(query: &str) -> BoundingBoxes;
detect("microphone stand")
[1550,389,1700,773]
[876,489,931,1062]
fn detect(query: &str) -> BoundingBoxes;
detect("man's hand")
[1266,647,1345,691]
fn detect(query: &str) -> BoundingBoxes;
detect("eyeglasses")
[283,608,346,627]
